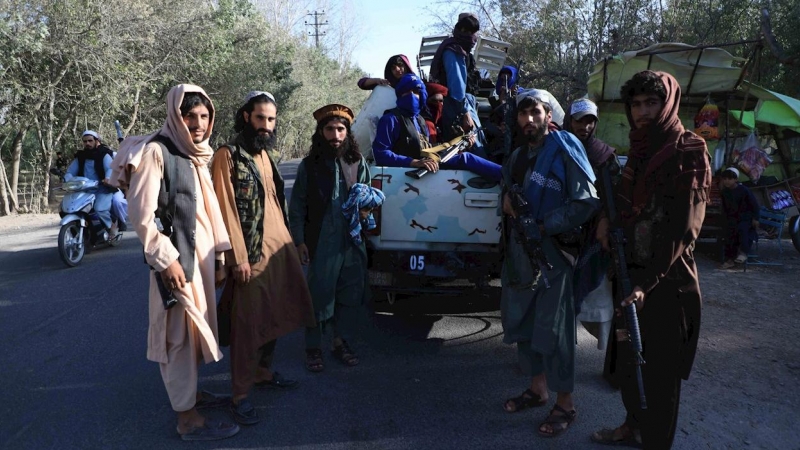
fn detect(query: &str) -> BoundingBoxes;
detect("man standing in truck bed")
[500,90,600,438]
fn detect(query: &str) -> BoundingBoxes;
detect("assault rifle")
[507,184,553,289]
[599,162,647,410]
[406,130,477,179]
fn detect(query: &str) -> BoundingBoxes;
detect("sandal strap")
[506,388,544,410]
[545,404,577,424]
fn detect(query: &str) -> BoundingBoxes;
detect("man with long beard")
[592,71,710,449]
[111,84,238,441]
[288,104,371,373]
[210,91,316,425]
[499,90,599,438]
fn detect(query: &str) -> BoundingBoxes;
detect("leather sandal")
[591,423,643,448]
[305,348,324,373]
[537,404,576,438]
[331,340,359,367]
[503,388,547,413]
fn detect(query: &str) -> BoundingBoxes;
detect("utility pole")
[304,10,328,49]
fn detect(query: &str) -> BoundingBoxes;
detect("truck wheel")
[790,216,800,254]
[58,221,85,267]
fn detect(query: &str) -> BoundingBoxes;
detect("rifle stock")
[600,163,647,410]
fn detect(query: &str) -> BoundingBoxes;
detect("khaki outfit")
[128,143,226,411]
[211,146,315,397]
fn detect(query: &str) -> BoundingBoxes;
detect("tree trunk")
[0,154,11,216]
[9,128,25,206]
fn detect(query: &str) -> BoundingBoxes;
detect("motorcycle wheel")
[790,216,800,254]
[58,220,85,267]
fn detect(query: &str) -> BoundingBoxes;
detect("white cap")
[516,89,565,126]
[243,91,276,105]
[570,99,598,121]
[82,130,100,140]
[724,167,739,178]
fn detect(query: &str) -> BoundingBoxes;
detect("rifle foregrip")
[625,303,644,353]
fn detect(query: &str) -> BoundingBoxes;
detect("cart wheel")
[790,216,800,253]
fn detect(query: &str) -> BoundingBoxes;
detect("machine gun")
[507,184,553,289]
[406,130,477,179]
[599,162,647,411]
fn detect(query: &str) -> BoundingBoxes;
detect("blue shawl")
[342,183,386,245]
[524,130,595,221]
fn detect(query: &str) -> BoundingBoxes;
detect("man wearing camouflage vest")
[211,91,315,426]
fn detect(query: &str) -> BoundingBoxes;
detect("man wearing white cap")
[719,167,760,268]
[211,91,316,425]
[499,89,600,438]
[65,130,115,232]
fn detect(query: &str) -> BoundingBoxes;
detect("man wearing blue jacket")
[429,13,487,157]
[372,73,500,181]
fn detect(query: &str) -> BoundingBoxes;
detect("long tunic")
[500,142,599,388]
[288,157,370,323]
[211,148,316,350]
[128,142,223,366]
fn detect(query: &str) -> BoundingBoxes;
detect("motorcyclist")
[64,130,118,238]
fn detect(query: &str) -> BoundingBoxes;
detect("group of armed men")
[78,12,710,449]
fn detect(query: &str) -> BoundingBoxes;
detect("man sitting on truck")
[372,73,501,181]
[429,13,487,157]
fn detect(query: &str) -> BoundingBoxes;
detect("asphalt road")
[0,160,760,450]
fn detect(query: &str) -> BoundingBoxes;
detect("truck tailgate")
[372,166,501,244]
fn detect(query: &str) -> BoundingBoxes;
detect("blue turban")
[341,183,386,245]
[395,73,427,116]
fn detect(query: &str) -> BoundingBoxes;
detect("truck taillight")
[367,177,382,236]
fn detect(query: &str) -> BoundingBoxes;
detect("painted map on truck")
[371,166,502,244]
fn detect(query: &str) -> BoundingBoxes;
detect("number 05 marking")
[409,255,425,271]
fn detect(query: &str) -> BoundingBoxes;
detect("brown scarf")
[618,71,711,224]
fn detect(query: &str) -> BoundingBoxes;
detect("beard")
[326,137,350,159]
[523,122,547,145]
[243,123,277,152]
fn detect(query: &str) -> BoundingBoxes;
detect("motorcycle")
[50,168,121,267]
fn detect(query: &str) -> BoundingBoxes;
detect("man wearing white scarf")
[111,84,238,441]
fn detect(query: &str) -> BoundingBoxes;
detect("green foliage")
[0,0,366,212]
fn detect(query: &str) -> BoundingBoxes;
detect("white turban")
[82,130,101,141]
[516,89,565,127]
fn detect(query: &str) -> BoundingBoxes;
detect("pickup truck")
[365,164,502,300]
[351,36,512,301]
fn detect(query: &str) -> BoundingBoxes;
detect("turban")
[425,82,448,97]
[82,130,100,140]
[243,90,276,106]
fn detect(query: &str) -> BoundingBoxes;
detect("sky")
[349,1,446,78]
